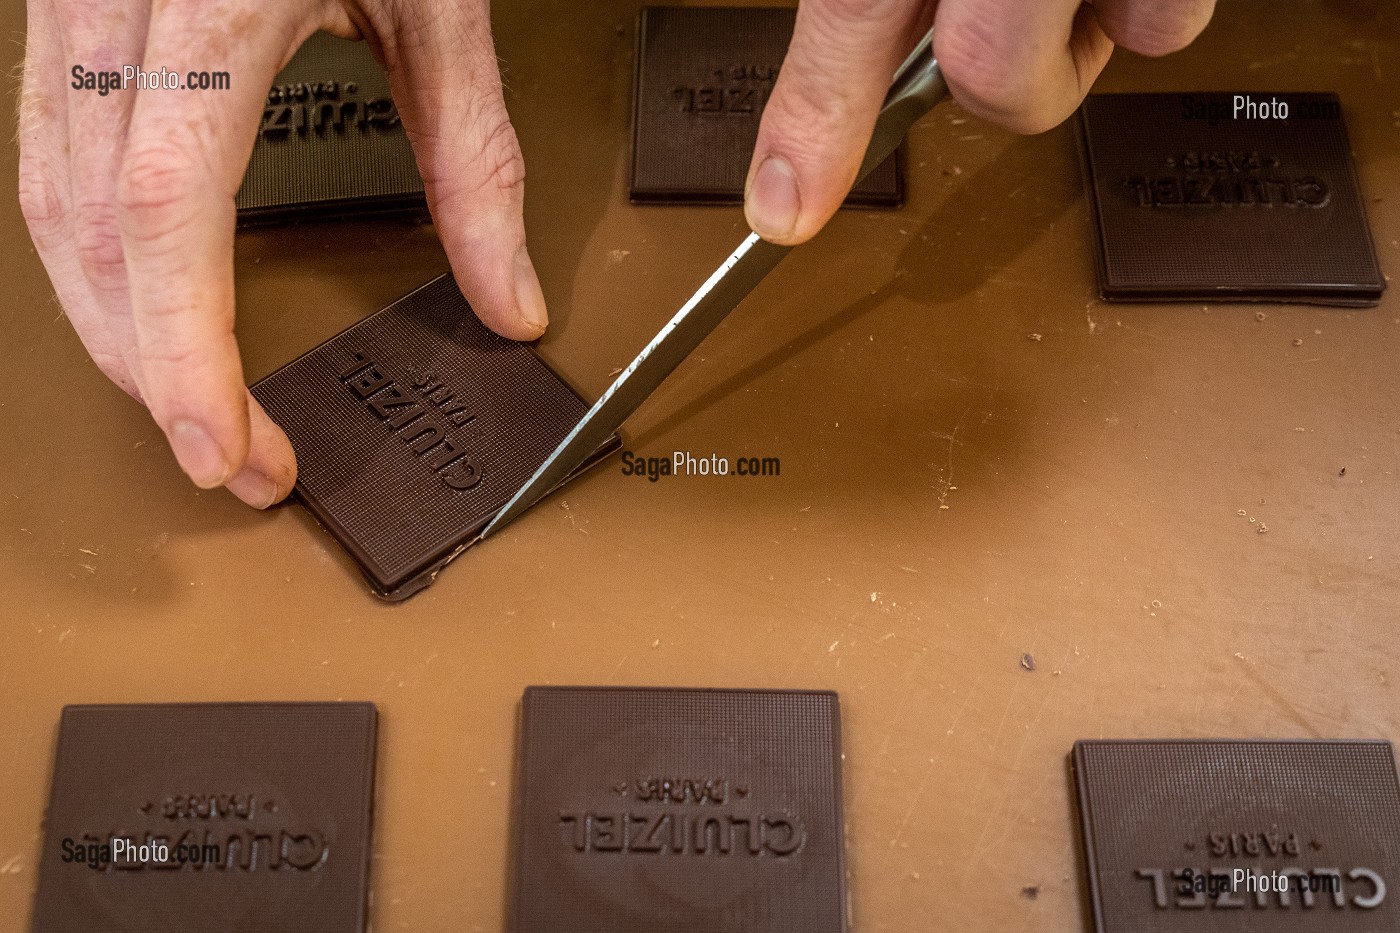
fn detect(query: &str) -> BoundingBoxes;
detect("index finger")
[116,6,310,488]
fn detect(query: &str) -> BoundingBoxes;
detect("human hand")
[18,0,545,507]
[744,0,1216,244]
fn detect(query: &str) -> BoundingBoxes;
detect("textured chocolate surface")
[8,2,1400,929]
[1079,93,1384,305]
[236,31,425,223]
[32,703,377,933]
[511,687,847,932]
[631,6,902,206]
[1073,739,1400,931]
[251,275,619,600]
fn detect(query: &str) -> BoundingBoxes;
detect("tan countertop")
[2,1,1398,929]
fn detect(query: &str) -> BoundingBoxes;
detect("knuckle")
[936,20,1032,118]
[763,50,858,150]
[806,0,911,32]
[138,336,202,371]
[73,203,128,287]
[470,108,526,195]
[57,0,113,26]
[769,60,849,133]
[1112,7,1206,56]
[116,142,201,238]
[772,1,905,132]
[414,102,526,205]
[18,159,68,248]
[813,0,883,25]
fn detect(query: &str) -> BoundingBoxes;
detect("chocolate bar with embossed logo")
[250,274,619,600]
[510,687,847,932]
[1078,93,1384,305]
[1072,739,1400,932]
[631,6,902,206]
[31,702,377,933]
[236,31,425,223]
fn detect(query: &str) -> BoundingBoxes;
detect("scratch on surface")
[935,407,973,510]
[944,693,973,736]
[885,757,938,854]
[1224,676,1246,713]
[560,500,589,535]
[1232,654,1323,737]
[963,689,1056,875]
[986,689,1018,750]
[966,767,1062,880]
[870,652,930,773]
[1118,321,1162,341]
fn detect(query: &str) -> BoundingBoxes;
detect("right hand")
[745,0,1217,245]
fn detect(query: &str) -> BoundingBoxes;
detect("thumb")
[382,2,546,340]
[745,0,925,245]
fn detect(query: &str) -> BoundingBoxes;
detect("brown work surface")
[2,1,1398,931]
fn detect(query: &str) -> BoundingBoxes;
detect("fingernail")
[169,420,229,489]
[745,155,801,242]
[513,249,548,335]
[225,466,281,510]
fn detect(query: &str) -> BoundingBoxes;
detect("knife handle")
[855,32,948,186]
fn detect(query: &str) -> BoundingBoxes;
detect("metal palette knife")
[481,32,949,539]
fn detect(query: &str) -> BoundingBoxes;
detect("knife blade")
[481,31,949,539]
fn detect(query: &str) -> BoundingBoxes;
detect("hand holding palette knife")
[482,32,950,539]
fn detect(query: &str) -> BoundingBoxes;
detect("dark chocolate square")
[236,31,425,223]
[631,6,902,207]
[1078,93,1384,305]
[32,703,377,933]
[510,687,847,933]
[250,274,619,600]
[1072,739,1400,931]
